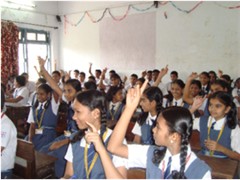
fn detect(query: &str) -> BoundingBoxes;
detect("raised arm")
[98,68,107,90]
[38,56,63,97]
[152,65,168,87]
[88,63,94,76]
[107,80,148,158]
[183,72,198,105]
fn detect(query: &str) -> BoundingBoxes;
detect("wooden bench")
[127,168,146,179]
[13,139,57,179]
[189,130,201,152]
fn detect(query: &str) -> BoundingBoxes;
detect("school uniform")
[193,116,240,158]
[166,98,189,108]
[64,128,127,179]
[127,144,211,179]
[106,101,125,121]
[5,86,29,107]
[1,112,17,178]
[232,87,240,107]
[132,113,157,145]
[25,81,36,95]
[27,97,59,151]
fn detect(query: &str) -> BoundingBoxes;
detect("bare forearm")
[220,146,240,161]
[183,79,193,105]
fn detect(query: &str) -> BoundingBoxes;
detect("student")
[131,86,163,145]
[73,69,80,80]
[232,78,240,121]
[199,71,211,96]
[107,81,211,179]
[27,83,59,151]
[106,86,125,121]
[21,72,36,96]
[190,91,240,160]
[79,72,86,88]
[1,89,17,179]
[5,75,29,107]
[125,74,138,91]
[52,70,64,89]
[166,79,189,108]
[83,81,97,91]
[208,70,217,84]
[63,90,127,179]
[166,70,179,92]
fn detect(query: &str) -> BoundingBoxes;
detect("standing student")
[1,89,17,179]
[63,90,127,179]
[131,86,163,145]
[27,83,59,151]
[190,91,240,160]
[107,81,211,179]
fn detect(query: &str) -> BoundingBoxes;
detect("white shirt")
[131,113,157,136]
[232,87,240,107]
[64,128,128,168]
[1,113,17,171]
[157,82,168,96]
[27,96,59,123]
[193,116,240,153]
[127,144,211,179]
[5,86,29,107]
[26,81,36,95]
[172,98,184,107]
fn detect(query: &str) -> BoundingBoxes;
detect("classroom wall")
[58,1,240,83]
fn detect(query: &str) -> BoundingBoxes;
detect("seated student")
[199,71,211,96]
[208,70,217,84]
[1,89,17,179]
[190,91,240,160]
[73,69,80,80]
[5,75,29,107]
[107,81,211,179]
[131,86,163,145]
[79,72,86,88]
[63,90,127,179]
[106,86,125,121]
[21,72,36,96]
[124,74,138,91]
[27,83,59,151]
[83,81,97,91]
[232,77,240,122]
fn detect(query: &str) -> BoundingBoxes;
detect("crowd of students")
[1,57,240,179]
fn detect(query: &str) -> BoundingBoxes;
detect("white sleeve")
[51,95,60,115]
[192,117,200,131]
[1,122,11,148]
[131,122,141,136]
[18,87,29,98]
[202,171,212,179]
[127,144,149,168]
[64,144,73,162]
[27,108,34,123]
[231,125,240,153]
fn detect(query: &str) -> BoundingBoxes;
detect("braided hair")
[152,107,193,179]
[208,91,237,129]
[71,90,107,143]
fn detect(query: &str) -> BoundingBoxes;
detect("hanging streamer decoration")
[64,1,239,29]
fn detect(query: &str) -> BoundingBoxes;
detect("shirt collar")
[208,116,226,130]
[172,98,183,106]
[146,113,157,125]
[38,101,47,109]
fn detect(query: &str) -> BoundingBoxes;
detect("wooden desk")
[198,154,238,179]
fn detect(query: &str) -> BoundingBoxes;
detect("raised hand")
[37,56,46,68]
[191,95,206,111]
[187,72,198,81]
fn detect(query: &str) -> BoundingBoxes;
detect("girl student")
[106,86,125,121]
[190,91,240,160]
[166,79,189,108]
[63,90,127,179]
[107,80,211,179]
[27,83,59,151]
[131,86,163,145]
[37,56,81,178]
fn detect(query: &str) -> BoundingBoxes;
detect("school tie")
[175,101,177,106]
[37,104,43,120]
[164,157,172,179]
[211,121,216,129]
[111,105,115,115]
[87,143,95,167]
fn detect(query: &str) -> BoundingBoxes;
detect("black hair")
[110,73,124,88]
[88,75,96,83]
[211,79,230,93]
[208,91,237,129]
[84,81,97,90]
[34,83,53,109]
[152,69,160,74]
[152,107,193,179]
[147,70,152,74]
[80,72,86,78]
[37,78,47,84]
[170,71,178,77]
[131,74,138,79]
[234,77,240,87]
[190,80,201,90]
[71,90,107,144]
[106,86,123,102]
[65,79,82,92]
[200,71,210,79]
[221,74,233,84]
[52,70,61,77]
[138,87,163,125]
[16,75,26,87]
[171,79,185,89]
[109,70,116,74]
[209,71,217,78]
[1,89,5,110]
[21,72,29,77]
[95,69,102,74]
[74,69,80,74]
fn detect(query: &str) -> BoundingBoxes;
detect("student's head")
[52,70,61,83]
[234,77,240,89]
[73,90,107,131]
[208,91,237,129]
[84,81,97,91]
[220,74,232,85]
[64,79,82,102]
[170,79,185,100]
[190,80,201,97]
[88,76,96,83]
[109,70,116,78]
[73,69,80,78]
[210,79,229,94]
[147,70,152,81]
[106,86,123,103]
[140,87,163,115]
[79,72,86,82]
[130,74,138,86]
[152,107,193,178]
[110,73,122,87]
[208,70,217,84]
[1,89,5,110]
[21,72,29,82]
[152,69,160,82]
[199,71,210,86]
[136,77,147,88]
[35,78,47,88]
[14,75,26,88]
[36,83,52,103]
[170,71,178,82]
[95,69,102,79]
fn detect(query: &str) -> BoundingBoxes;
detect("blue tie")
[211,122,216,129]
[164,157,172,179]
[87,143,95,166]
[111,105,115,115]
[175,102,177,106]
[37,104,43,120]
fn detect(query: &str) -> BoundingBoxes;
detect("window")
[18,28,51,81]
